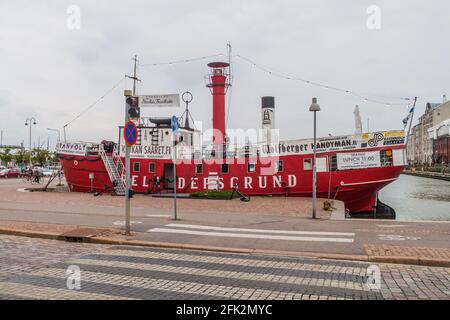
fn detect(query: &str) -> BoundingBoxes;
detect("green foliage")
[31,148,55,166]
[0,148,13,166]
[0,148,58,167]
[13,149,29,165]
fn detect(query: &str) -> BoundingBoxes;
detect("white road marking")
[146,214,171,218]
[113,220,142,226]
[148,228,354,243]
[377,225,407,228]
[377,234,421,241]
[164,223,355,237]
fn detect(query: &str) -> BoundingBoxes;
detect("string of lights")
[234,53,413,106]
[139,53,225,67]
[64,76,126,127]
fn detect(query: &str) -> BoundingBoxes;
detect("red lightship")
[57,61,406,218]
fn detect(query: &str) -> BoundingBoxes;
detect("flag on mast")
[403,105,415,128]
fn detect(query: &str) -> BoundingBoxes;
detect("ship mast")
[126,55,141,96]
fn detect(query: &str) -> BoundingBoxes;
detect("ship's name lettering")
[130,175,299,190]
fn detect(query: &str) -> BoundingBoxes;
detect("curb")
[1,226,449,268]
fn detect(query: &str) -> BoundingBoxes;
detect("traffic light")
[126,96,140,119]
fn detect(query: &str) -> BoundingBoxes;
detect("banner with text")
[337,151,381,170]
[139,94,180,108]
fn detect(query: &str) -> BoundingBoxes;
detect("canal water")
[379,174,450,221]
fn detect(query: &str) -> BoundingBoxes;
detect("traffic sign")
[124,121,138,146]
[171,115,179,133]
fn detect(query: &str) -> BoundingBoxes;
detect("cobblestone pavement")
[0,235,449,300]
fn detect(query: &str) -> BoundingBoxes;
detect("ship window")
[221,164,229,174]
[380,150,393,167]
[149,163,155,173]
[330,155,338,172]
[196,164,203,174]
[275,160,283,172]
[133,162,140,172]
[304,158,312,170]
[247,162,256,173]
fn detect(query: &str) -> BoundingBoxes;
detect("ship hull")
[59,146,405,215]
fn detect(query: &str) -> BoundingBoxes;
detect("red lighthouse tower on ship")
[206,62,231,157]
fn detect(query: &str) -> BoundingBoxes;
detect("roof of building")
[426,102,441,111]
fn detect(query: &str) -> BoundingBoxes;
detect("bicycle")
[21,173,32,183]
[30,174,45,185]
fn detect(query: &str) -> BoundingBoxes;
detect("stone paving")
[365,244,450,260]
[0,235,449,300]
[0,178,334,218]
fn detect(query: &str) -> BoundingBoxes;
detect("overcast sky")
[0,0,449,148]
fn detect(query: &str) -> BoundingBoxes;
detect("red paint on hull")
[60,145,405,214]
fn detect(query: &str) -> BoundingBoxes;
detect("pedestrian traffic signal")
[126,96,140,119]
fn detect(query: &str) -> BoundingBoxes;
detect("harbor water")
[379,174,450,221]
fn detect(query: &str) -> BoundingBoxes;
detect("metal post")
[173,141,177,220]
[124,94,131,236]
[29,122,32,165]
[123,55,140,236]
[309,97,320,220]
[63,125,67,142]
[312,111,317,219]
[25,118,36,166]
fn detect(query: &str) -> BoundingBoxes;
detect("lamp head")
[309,97,321,112]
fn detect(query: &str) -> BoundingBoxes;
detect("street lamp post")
[25,118,37,166]
[63,124,68,142]
[309,98,321,219]
[47,128,62,186]
[47,128,61,142]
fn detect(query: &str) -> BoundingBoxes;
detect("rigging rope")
[139,53,225,67]
[64,76,126,127]
[234,53,412,106]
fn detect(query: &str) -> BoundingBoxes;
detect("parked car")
[0,168,21,179]
[33,167,54,177]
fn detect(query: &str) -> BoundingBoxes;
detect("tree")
[0,148,13,167]
[13,149,29,166]
[31,148,52,166]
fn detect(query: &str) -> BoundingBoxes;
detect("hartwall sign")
[139,94,180,108]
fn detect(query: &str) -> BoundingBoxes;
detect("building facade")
[406,98,450,165]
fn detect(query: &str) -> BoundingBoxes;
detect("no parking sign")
[124,121,138,146]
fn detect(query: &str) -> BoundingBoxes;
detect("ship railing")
[99,144,126,191]
[99,144,115,183]
[112,146,126,182]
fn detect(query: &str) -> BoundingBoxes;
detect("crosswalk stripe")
[99,248,366,275]
[0,282,125,300]
[148,227,354,243]
[35,259,374,293]
[164,223,355,237]
[23,267,326,300]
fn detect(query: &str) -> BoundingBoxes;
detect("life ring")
[74,160,79,166]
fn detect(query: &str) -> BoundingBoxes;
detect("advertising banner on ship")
[260,136,359,156]
[119,144,172,159]
[56,142,89,156]
[139,94,180,108]
[337,151,381,170]
[361,131,405,147]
